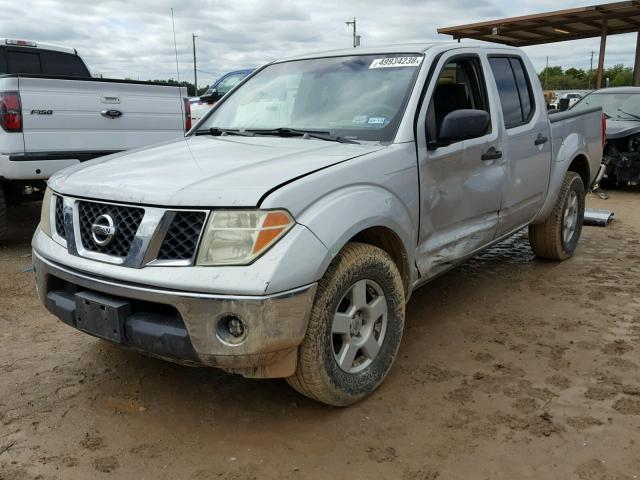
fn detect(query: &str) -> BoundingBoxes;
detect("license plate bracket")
[74,291,131,343]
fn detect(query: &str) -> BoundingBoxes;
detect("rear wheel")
[287,242,405,406]
[0,183,6,243]
[529,171,585,260]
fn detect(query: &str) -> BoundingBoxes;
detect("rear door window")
[509,58,534,122]
[488,57,521,128]
[7,50,41,74]
[40,51,90,77]
[489,56,535,128]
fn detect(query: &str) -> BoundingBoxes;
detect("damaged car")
[572,87,640,187]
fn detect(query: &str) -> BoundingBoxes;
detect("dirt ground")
[1,191,639,480]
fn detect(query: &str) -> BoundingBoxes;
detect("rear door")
[19,77,186,155]
[415,50,505,278]
[487,54,552,235]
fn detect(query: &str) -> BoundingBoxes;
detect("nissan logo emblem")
[91,214,117,246]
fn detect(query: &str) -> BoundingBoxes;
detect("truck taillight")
[183,98,192,132]
[0,92,22,132]
[602,113,607,147]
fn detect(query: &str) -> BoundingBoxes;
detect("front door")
[415,52,505,278]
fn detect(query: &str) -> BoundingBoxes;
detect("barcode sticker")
[369,57,423,69]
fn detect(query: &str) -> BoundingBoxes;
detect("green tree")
[538,63,635,89]
[565,67,585,80]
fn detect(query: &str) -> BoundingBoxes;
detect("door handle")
[481,147,502,161]
[534,134,549,146]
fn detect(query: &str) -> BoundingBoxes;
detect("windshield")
[573,92,640,120]
[198,54,424,142]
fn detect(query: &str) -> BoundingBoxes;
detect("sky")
[3,0,638,86]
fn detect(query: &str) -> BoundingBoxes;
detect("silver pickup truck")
[33,43,603,406]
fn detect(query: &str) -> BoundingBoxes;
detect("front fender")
[294,184,418,286]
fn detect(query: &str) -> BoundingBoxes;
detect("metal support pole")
[192,34,198,96]
[596,20,607,89]
[346,18,357,48]
[634,30,640,87]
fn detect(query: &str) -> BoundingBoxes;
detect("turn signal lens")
[40,187,53,238]
[196,210,294,265]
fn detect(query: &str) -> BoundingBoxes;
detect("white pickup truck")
[0,39,189,240]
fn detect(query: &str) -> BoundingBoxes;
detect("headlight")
[196,210,294,266]
[40,187,53,237]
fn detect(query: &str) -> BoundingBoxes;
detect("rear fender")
[532,132,589,224]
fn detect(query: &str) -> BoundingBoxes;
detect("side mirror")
[200,89,221,104]
[435,109,490,148]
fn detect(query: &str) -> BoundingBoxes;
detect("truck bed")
[549,105,603,185]
[0,74,188,180]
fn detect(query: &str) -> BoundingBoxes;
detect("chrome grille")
[157,211,206,261]
[54,195,66,238]
[78,201,144,257]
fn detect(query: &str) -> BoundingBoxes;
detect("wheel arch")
[568,154,590,190]
[296,184,418,298]
[532,149,591,225]
[349,226,411,298]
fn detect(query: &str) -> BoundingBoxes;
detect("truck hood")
[49,136,384,207]
[605,119,640,140]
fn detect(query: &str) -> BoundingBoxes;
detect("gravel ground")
[1,191,639,480]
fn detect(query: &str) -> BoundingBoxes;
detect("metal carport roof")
[437,1,640,87]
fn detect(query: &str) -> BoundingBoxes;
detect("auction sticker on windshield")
[369,57,423,69]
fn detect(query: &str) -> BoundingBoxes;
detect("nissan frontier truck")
[33,43,604,406]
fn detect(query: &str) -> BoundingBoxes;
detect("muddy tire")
[529,171,585,260]
[0,184,6,244]
[287,242,405,406]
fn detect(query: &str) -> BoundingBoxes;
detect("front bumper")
[33,250,317,378]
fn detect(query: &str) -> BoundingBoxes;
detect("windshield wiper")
[616,109,640,121]
[193,127,255,137]
[248,127,360,144]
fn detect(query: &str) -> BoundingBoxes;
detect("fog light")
[227,317,245,337]
[216,314,247,345]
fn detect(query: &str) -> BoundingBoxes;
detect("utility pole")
[346,17,358,48]
[545,56,549,90]
[192,33,198,96]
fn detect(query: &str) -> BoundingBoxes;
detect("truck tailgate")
[18,76,186,154]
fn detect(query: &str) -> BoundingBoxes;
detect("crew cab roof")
[590,87,640,94]
[276,41,521,63]
[0,38,77,55]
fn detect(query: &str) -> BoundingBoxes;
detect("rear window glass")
[510,58,534,122]
[7,50,41,74]
[40,51,90,77]
[489,57,521,128]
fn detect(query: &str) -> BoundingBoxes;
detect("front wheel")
[287,242,405,406]
[529,171,585,260]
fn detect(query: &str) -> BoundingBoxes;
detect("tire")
[0,183,6,244]
[287,242,405,406]
[529,171,585,260]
